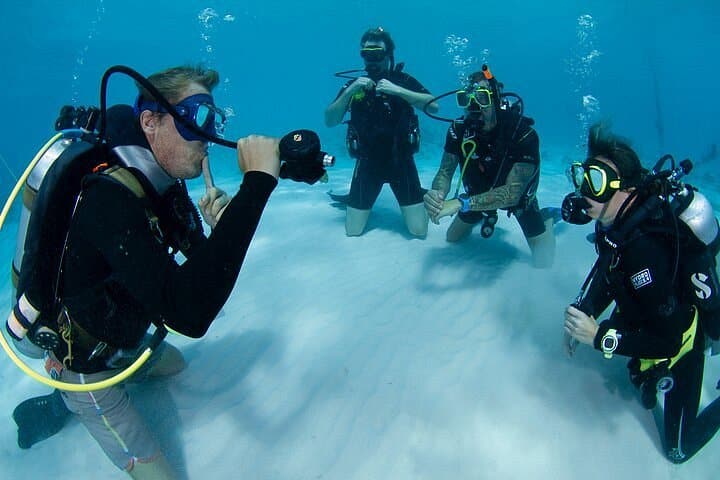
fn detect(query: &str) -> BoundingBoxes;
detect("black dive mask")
[561,192,593,225]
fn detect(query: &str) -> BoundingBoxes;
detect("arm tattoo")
[469,163,537,211]
[431,152,460,196]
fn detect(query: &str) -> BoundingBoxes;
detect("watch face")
[602,335,616,351]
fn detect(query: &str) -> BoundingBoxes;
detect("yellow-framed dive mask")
[456,87,493,109]
[570,159,622,203]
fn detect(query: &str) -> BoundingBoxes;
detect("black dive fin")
[327,190,350,204]
[13,390,72,449]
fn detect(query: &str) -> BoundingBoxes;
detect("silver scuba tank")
[8,131,88,359]
[676,187,720,249]
[11,131,86,298]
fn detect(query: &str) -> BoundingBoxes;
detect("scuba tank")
[8,108,100,356]
[11,107,101,296]
[11,129,96,298]
[674,186,719,251]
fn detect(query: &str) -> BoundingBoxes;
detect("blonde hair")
[137,65,219,104]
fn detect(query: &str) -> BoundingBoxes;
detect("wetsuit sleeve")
[163,171,277,336]
[77,171,277,338]
[593,236,690,359]
[398,73,430,94]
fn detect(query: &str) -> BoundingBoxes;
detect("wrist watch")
[601,328,621,359]
[458,193,471,213]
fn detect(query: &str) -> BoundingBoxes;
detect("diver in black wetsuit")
[325,27,438,237]
[423,67,555,268]
[12,65,282,478]
[563,123,720,463]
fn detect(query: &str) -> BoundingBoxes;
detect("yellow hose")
[0,330,154,391]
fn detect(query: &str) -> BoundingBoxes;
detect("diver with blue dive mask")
[4,64,334,477]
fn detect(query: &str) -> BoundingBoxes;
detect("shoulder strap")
[99,165,164,243]
[101,165,146,199]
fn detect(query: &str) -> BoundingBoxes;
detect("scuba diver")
[5,65,330,478]
[325,26,438,237]
[422,66,555,268]
[563,123,720,464]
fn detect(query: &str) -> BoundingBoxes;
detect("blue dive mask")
[134,93,226,142]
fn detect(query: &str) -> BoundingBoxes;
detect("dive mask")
[134,93,226,142]
[570,159,622,203]
[360,46,387,63]
[456,87,493,109]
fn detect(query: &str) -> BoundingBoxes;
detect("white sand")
[1,158,719,479]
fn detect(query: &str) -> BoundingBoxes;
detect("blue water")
[0,1,719,478]
[1,0,718,184]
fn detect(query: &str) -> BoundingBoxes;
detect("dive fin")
[13,390,72,449]
[327,190,350,204]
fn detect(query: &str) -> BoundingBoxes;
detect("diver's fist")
[353,77,376,93]
[423,189,445,224]
[375,79,400,96]
[237,135,281,178]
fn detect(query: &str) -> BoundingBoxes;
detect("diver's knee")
[401,203,428,238]
[527,218,556,269]
[446,217,473,243]
[346,207,370,237]
[148,343,186,378]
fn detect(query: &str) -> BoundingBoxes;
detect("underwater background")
[2,0,719,177]
[1,1,719,479]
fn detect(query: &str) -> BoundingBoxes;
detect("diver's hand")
[564,305,599,347]
[423,189,445,224]
[437,198,462,220]
[375,79,401,96]
[352,77,376,93]
[198,157,230,229]
[237,135,281,179]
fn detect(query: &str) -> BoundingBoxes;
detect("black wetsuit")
[340,70,428,209]
[580,200,720,463]
[443,111,545,237]
[56,142,276,374]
